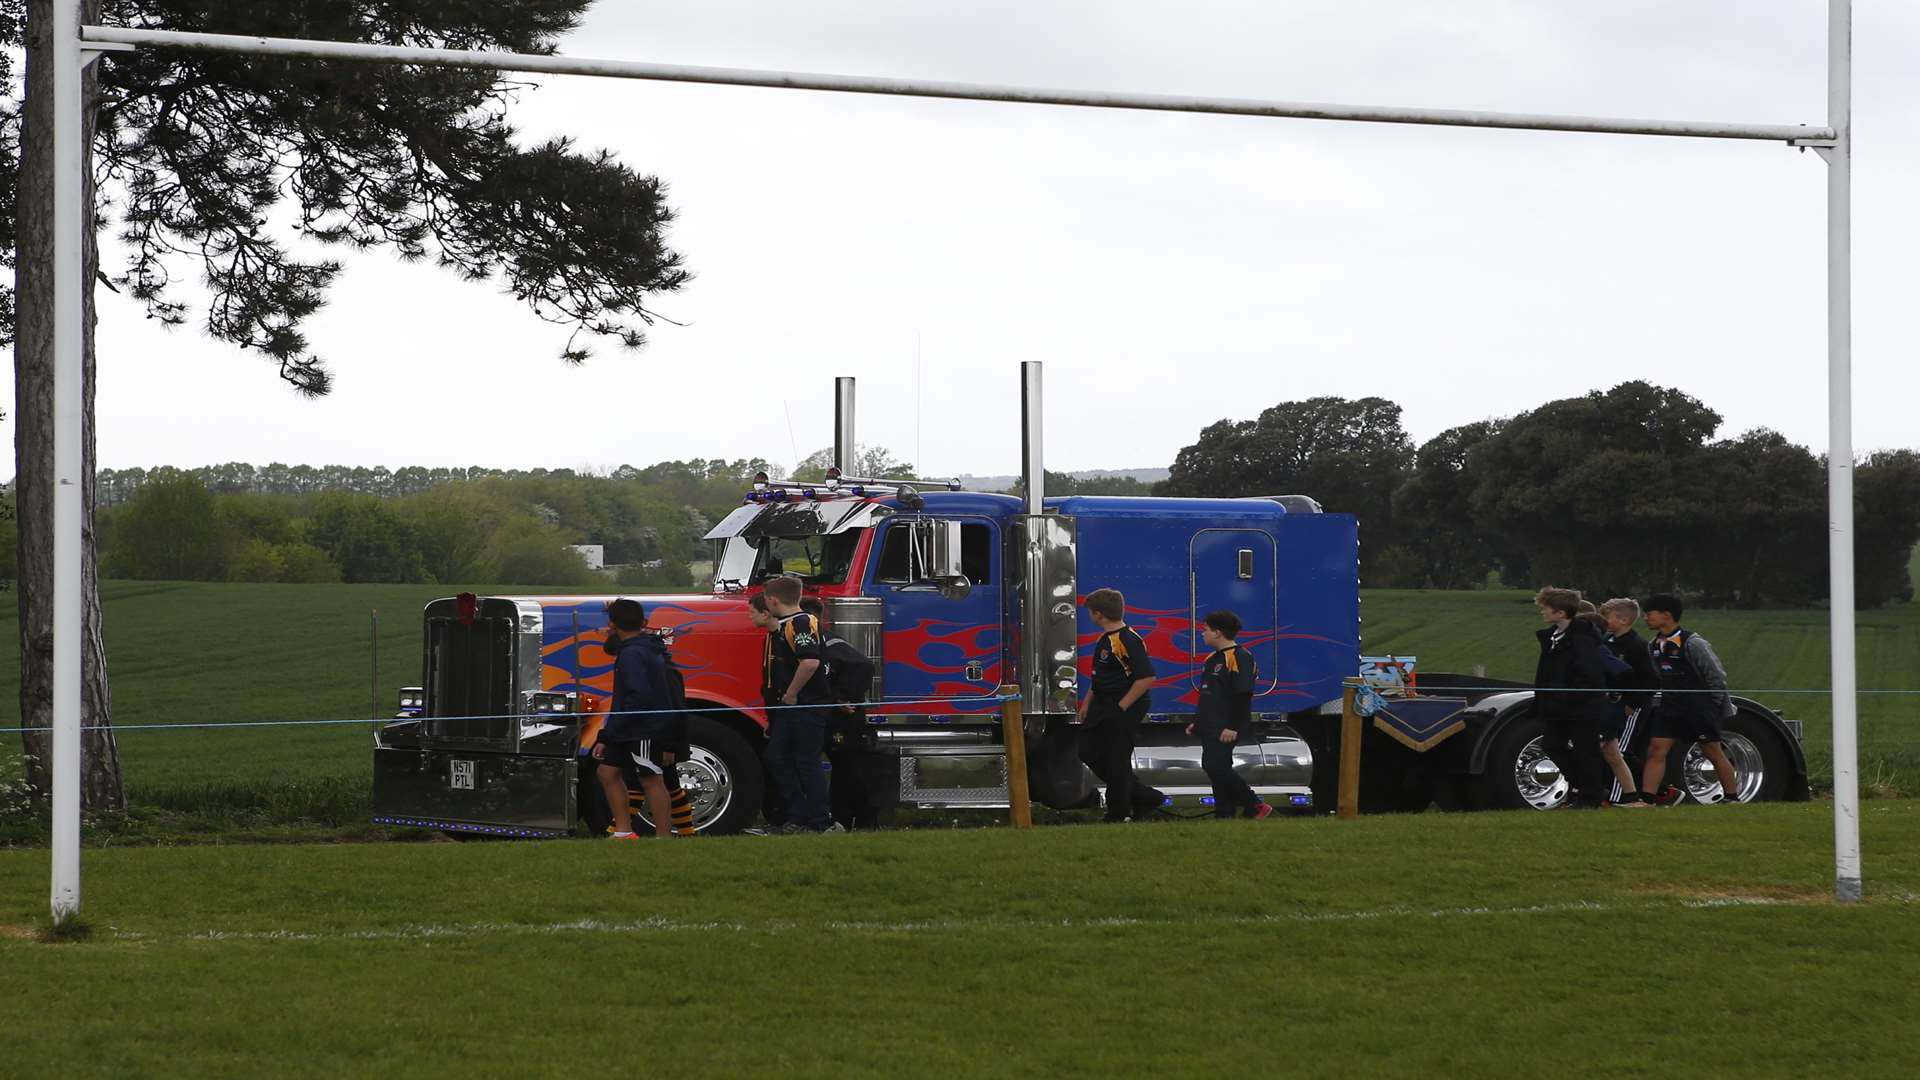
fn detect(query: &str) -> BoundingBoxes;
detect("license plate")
[450,759,476,791]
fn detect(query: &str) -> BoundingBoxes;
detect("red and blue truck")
[371,365,1805,835]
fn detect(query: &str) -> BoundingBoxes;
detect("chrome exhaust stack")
[834,376,857,477]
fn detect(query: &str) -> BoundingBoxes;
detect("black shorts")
[1652,705,1723,744]
[1596,703,1640,742]
[596,739,665,782]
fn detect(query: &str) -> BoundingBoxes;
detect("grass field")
[0,581,1916,835]
[2,803,1917,1076]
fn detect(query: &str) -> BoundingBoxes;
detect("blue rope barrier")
[12,693,1022,735]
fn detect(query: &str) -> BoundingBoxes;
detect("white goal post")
[42,3,1864,917]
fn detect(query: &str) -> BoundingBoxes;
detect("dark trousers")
[1200,734,1261,817]
[827,707,881,829]
[1545,712,1606,807]
[767,707,831,829]
[1079,698,1162,820]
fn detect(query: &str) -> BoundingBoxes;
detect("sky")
[11,0,1918,478]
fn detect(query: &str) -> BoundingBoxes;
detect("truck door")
[869,517,1005,711]
[1189,529,1278,694]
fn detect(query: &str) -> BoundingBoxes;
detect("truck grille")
[424,616,516,745]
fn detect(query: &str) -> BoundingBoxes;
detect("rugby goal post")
[42,2,1864,918]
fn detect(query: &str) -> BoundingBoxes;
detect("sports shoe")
[1711,790,1742,805]
[1250,802,1276,821]
[815,822,847,834]
[1649,785,1686,807]
[742,823,785,836]
[609,831,642,841]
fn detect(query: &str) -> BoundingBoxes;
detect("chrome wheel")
[1682,732,1765,804]
[635,744,737,832]
[1514,736,1571,811]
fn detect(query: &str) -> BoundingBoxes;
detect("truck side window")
[874,525,924,582]
[961,523,991,582]
[876,521,992,583]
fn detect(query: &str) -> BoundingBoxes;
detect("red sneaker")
[1251,802,1276,821]
[1650,785,1686,807]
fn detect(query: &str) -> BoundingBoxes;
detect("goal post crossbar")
[80,25,1829,144]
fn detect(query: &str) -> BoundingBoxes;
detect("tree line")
[14,382,1914,608]
[0,458,776,590]
[1160,381,1920,608]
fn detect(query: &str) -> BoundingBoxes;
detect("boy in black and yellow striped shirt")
[1187,609,1272,820]
[1078,588,1162,822]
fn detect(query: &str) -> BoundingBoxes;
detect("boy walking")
[1078,588,1164,823]
[1598,598,1660,806]
[593,598,674,839]
[1532,587,1610,808]
[1639,593,1741,805]
[760,576,842,834]
[1186,609,1273,820]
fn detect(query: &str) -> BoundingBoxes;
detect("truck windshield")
[715,531,862,587]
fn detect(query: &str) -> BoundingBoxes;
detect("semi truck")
[371,365,1806,836]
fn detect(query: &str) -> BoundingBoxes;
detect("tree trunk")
[16,0,123,810]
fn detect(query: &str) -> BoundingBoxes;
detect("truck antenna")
[782,400,802,474]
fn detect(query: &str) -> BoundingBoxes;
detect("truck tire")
[577,717,767,836]
[1678,709,1792,804]
[642,716,766,836]
[1477,715,1572,811]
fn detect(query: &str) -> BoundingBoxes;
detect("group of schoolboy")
[595,580,1276,836]
[1532,587,1742,809]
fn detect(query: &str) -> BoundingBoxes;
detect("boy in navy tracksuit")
[1186,609,1273,820]
[593,598,675,839]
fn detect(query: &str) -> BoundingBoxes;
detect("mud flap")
[1027,716,1100,810]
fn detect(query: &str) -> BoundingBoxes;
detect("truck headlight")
[397,687,425,713]
[527,691,577,715]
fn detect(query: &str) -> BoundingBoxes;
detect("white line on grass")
[148,895,1849,946]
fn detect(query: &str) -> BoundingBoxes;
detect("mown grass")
[0,582,1915,835]
[1,803,1917,1077]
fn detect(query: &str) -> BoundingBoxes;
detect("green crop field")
[2,804,1918,1076]
[0,581,1916,825]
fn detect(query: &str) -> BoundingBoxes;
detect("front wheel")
[579,717,767,836]
[638,717,766,836]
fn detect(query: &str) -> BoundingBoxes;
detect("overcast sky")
[12,0,1918,477]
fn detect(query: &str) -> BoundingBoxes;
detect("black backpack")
[655,633,691,754]
[821,636,876,705]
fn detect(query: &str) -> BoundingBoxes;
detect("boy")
[592,598,674,839]
[761,575,842,833]
[1598,597,1660,807]
[1078,588,1163,823]
[741,594,789,835]
[1185,609,1273,820]
[1639,593,1740,805]
[1532,586,1610,808]
[801,597,882,831]
[623,625,698,837]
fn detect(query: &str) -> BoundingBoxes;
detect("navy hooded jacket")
[603,631,674,742]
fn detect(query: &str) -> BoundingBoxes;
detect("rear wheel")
[1679,711,1791,804]
[1478,716,1571,811]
